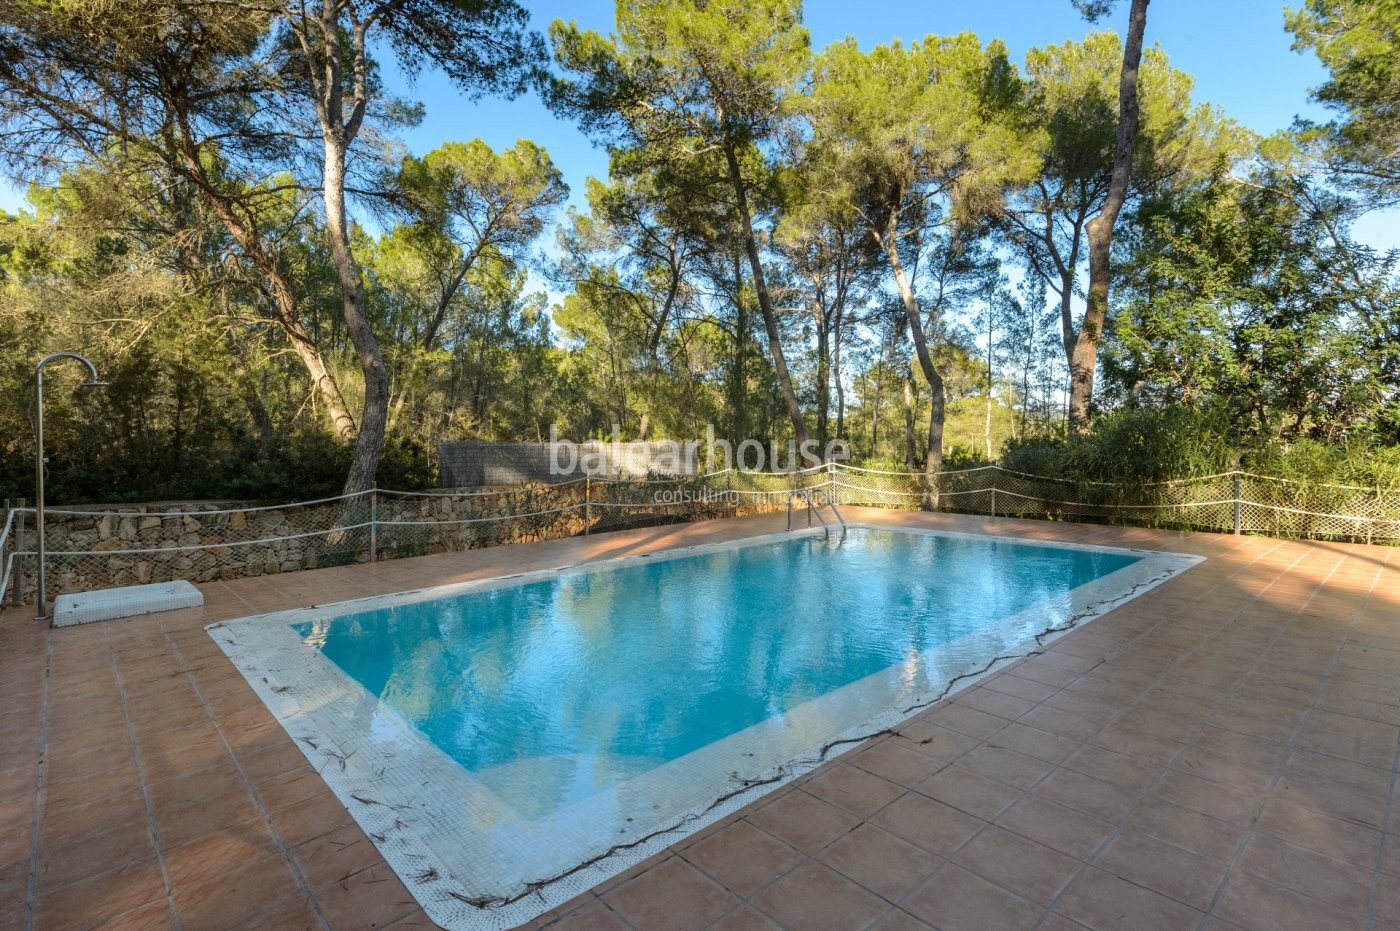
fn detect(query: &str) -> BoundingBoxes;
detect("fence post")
[991,485,997,520]
[1,499,8,606]
[1366,485,1375,546]
[584,474,591,536]
[12,499,26,605]
[1232,472,1242,535]
[369,487,378,563]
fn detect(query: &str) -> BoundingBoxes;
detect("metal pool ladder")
[787,488,848,540]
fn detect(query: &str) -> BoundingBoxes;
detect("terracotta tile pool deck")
[1,508,1397,931]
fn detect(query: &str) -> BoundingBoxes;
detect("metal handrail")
[786,488,829,537]
[0,506,17,604]
[823,490,849,537]
[786,488,846,540]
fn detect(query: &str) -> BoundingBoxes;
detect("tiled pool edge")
[207,523,1202,930]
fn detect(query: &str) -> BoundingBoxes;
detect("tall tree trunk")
[262,272,358,442]
[164,91,362,444]
[1072,0,1150,433]
[724,142,809,446]
[984,394,994,460]
[611,340,627,429]
[1021,323,1032,439]
[650,269,681,361]
[322,138,391,495]
[815,304,830,450]
[728,252,749,443]
[985,305,994,460]
[833,309,846,441]
[869,345,884,456]
[902,364,917,472]
[876,217,946,474]
[637,266,680,442]
[1058,261,1078,364]
[929,389,946,470]
[421,242,486,350]
[309,4,393,496]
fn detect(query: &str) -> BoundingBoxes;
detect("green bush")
[1000,406,1235,486]
[1247,438,1400,490]
[997,404,1400,490]
[992,437,1069,478]
[850,454,913,473]
[942,446,995,470]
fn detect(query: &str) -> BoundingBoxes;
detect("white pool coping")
[207,524,1202,929]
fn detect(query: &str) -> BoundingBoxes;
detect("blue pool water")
[293,528,1139,817]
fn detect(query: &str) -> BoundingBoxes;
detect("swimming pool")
[210,524,1200,928]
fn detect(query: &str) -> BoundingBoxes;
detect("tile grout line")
[0,523,1366,929]
[213,578,257,612]
[22,623,53,931]
[1018,543,1346,928]
[104,622,182,929]
[1192,544,1384,929]
[1371,740,1399,931]
[959,537,1291,773]
[156,616,334,931]
[181,519,790,929]
[737,797,905,926]
[1364,546,1398,930]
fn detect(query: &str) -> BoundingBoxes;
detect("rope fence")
[2,465,1396,605]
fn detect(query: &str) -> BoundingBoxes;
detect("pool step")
[52,580,204,627]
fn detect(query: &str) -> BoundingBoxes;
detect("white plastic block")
[52,580,203,627]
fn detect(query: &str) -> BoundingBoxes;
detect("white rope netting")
[2,465,1395,603]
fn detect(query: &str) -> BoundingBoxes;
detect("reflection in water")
[293,530,1138,818]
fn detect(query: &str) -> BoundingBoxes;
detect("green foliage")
[807,32,1033,226]
[393,140,568,313]
[849,454,910,473]
[1022,32,1243,203]
[549,170,728,441]
[551,0,809,147]
[1287,0,1400,202]
[999,405,1236,485]
[999,404,1400,492]
[1106,167,1400,444]
[1249,437,1400,490]
[552,0,821,445]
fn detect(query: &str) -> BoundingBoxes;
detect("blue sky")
[2,0,1393,246]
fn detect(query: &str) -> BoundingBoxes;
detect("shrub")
[998,406,1237,487]
[998,404,1400,490]
[1247,437,1400,489]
